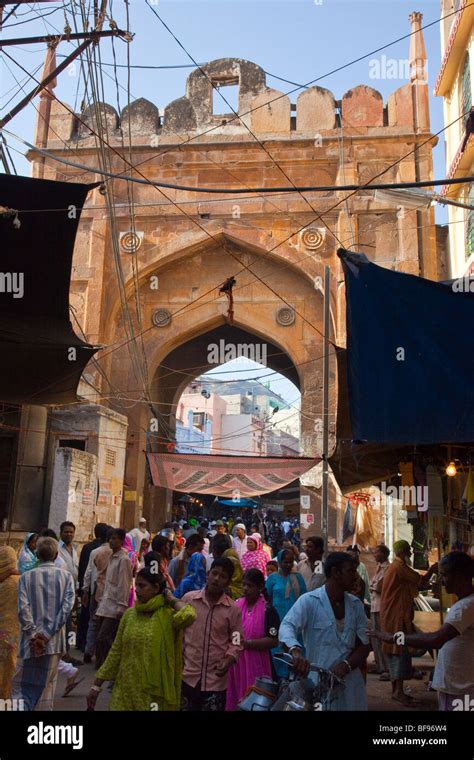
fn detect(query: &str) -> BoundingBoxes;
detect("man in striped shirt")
[13,536,75,710]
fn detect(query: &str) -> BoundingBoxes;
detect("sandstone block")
[296,86,336,131]
[250,88,291,133]
[78,102,119,139]
[121,98,160,135]
[388,84,414,128]
[342,85,383,127]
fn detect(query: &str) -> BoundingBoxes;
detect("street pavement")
[54,648,437,712]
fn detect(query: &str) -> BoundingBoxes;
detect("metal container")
[254,676,279,696]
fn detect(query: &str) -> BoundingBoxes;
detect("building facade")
[436,0,474,277]
[17,13,446,540]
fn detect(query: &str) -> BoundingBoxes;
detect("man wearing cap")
[127,518,150,553]
[210,521,230,555]
[379,540,437,706]
[232,523,247,562]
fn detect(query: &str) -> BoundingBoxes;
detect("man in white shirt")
[297,536,325,591]
[57,521,80,664]
[371,551,474,710]
[82,527,112,663]
[369,544,390,677]
[94,529,133,668]
[346,545,371,608]
[232,523,247,561]
[127,518,150,552]
[58,521,79,588]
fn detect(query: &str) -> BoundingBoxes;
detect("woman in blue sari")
[265,548,306,677]
[173,552,207,599]
[265,549,307,620]
[17,533,38,574]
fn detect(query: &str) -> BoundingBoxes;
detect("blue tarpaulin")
[217,498,259,509]
[338,248,474,444]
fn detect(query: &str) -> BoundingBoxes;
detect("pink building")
[178,386,227,453]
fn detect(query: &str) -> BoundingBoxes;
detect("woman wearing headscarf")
[223,548,244,601]
[0,545,20,698]
[123,534,139,608]
[173,552,207,599]
[137,537,151,571]
[265,548,307,678]
[225,568,280,710]
[144,535,175,592]
[17,532,38,574]
[266,549,307,626]
[241,534,269,578]
[86,567,196,711]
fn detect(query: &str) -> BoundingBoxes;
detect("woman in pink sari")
[241,533,268,578]
[225,568,280,711]
[123,534,138,607]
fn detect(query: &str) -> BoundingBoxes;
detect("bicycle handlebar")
[273,653,343,684]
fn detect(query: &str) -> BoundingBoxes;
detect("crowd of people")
[0,515,472,713]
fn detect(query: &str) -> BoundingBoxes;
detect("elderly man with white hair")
[127,517,150,553]
[232,523,248,561]
[13,536,75,711]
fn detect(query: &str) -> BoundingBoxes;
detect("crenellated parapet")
[45,56,431,147]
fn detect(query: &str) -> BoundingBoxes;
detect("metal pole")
[0,40,93,128]
[0,29,128,47]
[322,265,331,554]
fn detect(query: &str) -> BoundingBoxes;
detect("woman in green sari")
[86,567,196,711]
[223,548,244,600]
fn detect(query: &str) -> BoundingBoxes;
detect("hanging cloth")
[399,462,417,512]
[342,500,356,542]
[461,468,474,510]
[426,465,444,517]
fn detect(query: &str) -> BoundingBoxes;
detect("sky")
[2,0,446,179]
[203,357,300,405]
[1,0,448,403]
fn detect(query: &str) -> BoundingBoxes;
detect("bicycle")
[237,652,344,711]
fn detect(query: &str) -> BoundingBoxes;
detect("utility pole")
[321,265,331,554]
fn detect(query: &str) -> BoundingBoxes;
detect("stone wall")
[46,60,426,145]
[46,405,128,531]
[32,54,443,540]
[49,447,98,543]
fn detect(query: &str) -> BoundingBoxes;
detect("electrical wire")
[5,128,474,195]
[133,1,472,171]
[1,4,63,29]
[0,53,338,353]
[0,8,466,400]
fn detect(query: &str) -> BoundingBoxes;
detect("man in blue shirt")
[14,536,75,710]
[279,551,370,711]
